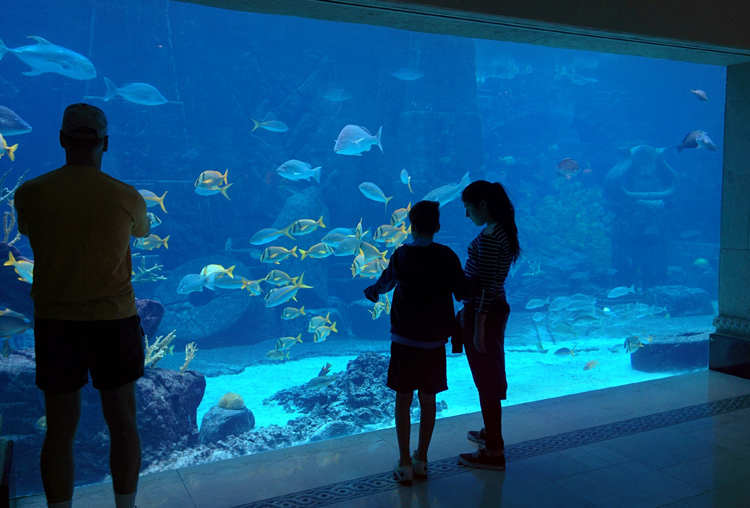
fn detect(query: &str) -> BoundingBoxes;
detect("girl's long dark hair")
[462,180,522,264]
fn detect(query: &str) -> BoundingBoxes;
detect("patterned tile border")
[234,393,750,508]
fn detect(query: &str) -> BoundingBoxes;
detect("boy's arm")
[449,251,469,301]
[363,249,398,302]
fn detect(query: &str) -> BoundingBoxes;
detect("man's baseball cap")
[61,103,108,139]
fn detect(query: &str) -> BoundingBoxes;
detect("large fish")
[676,130,718,153]
[4,252,33,283]
[177,273,216,294]
[423,172,471,207]
[104,78,167,106]
[0,37,96,80]
[0,106,31,136]
[264,272,313,308]
[276,160,322,183]
[334,125,382,156]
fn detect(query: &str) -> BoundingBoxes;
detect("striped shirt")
[464,224,512,313]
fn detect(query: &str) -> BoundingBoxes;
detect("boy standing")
[364,200,467,484]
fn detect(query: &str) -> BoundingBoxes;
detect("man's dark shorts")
[35,315,145,393]
[387,341,448,394]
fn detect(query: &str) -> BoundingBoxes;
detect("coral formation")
[144,330,177,368]
[180,342,199,374]
[218,392,246,410]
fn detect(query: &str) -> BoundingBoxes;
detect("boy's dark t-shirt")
[364,239,468,345]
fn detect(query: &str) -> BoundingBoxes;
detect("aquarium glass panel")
[1,0,724,495]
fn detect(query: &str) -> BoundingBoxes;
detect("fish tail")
[331,322,338,333]
[158,191,168,213]
[7,144,17,162]
[281,223,295,240]
[299,249,308,260]
[220,183,233,201]
[375,126,383,152]
[290,246,298,258]
[222,168,229,185]
[251,119,260,132]
[312,166,322,184]
[4,252,15,266]
[384,196,393,214]
[104,77,119,101]
[226,265,235,279]
[325,312,331,323]
[299,307,305,316]
[676,144,683,153]
[318,215,326,228]
[0,38,7,61]
[162,235,170,249]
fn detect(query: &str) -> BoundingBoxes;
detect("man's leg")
[41,389,82,505]
[395,391,413,466]
[99,381,141,498]
[415,391,436,462]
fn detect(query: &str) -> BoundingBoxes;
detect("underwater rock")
[645,285,714,317]
[199,405,255,445]
[309,420,357,441]
[0,350,205,496]
[630,330,710,373]
[136,298,164,339]
[0,243,35,324]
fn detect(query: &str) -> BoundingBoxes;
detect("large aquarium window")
[0,0,724,496]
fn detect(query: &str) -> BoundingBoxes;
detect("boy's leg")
[100,381,141,497]
[41,389,82,504]
[395,391,414,466]
[415,391,436,462]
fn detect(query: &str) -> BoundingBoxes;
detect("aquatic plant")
[516,180,613,274]
[180,342,199,374]
[1,169,28,246]
[144,329,177,368]
[131,255,167,284]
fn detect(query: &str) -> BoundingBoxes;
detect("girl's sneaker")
[467,428,487,446]
[411,451,428,479]
[393,460,413,485]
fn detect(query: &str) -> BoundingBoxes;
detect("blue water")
[3,0,725,494]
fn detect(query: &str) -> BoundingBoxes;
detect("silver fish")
[0,37,96,80]
[334,125,382,156]
[177,273,216,294]
[391,68,424,80]
[104,77,167,106]
[0,106,31,136]
[276,160,322,183]
[607,285,635,299]
[423,172,471,207]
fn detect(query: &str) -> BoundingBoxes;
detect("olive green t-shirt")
[14,164,150,320]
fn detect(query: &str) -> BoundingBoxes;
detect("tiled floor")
[12,370,750,508]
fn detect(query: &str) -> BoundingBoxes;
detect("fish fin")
[312,166,322,184]
[330,322,338,333]
[407,178,413,193]
[28,36,51,44]
[290,246,298,258]
[318,215,326,228]
[23,69,44,76]
[220,183,233,200]
[6,144,17,161]
[163,235,170,249]
[299,306,305,315]
[104,77,119,101]
[676,145,683,153]
[5,252,15,267]
[325,312,331,323]
[158,191,168,213]
[281,223,295,240]
[226,266,235,279]
[384,196,393,214]
[222,168,229,185]
[284,351,290,359]
[375,126,383,152]
[251,119,260,132]
[300,249,308,260]
[205,273,216,291]
[0,38,6,60]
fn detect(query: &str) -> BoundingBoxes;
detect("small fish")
[308,313,332,332]
[676,130,718,153]
[390,203,411,228]
[194,180,232,200]
[177,273,216,294]
[351,249,367,277]
[693,258,709,267]
[556,158,580,178]
[35,415,47,432]
[260,246,298,264]
[548,144,559,151]
[690,89,708,101]
[0,134,18,161]
[4,252,33,283]
[584,360,599,371]
[196,169,228,187]
[608,346,621,353]
[213,275,252,290]
[548,296,570,312]
[525,298,550,310]
[300,243,334,260]
[250,226,295,245]
[400,169,413,193]
[0,37,96,80]
[0,311,31,337]
[314,321,338,342]
[334,236,362,257]
[359,182,393,212]
[264,349,290,360]
[252,119,288,133]
[373,224,407,243]
[499,156,515,165]
[391,67,424,80]
[243,279,263,296]
[334,125,382,156]
[305,375,336,390]
[264,270,297,286]
[147,212,161,228]
[276,334,303,348]
[200,264,234,279]
[321,231,353,247]
[423,172,471,208]
[624,336,643,353]
[138,190,168,213]
[0,106,32,136]
[168,345,175,355]
[358,259,389,279]
[264,272,313,308]
[321,89,352,102]
[276,160,322,183]
[318,362,333,377]
[290,216,326,236]
[607,285,635,298]
[554,346,576,357]
[133,234,169,250]
[104,77,167,105]
[532,312,545,322]
[281,306,306,320]
[359,242,387,262]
